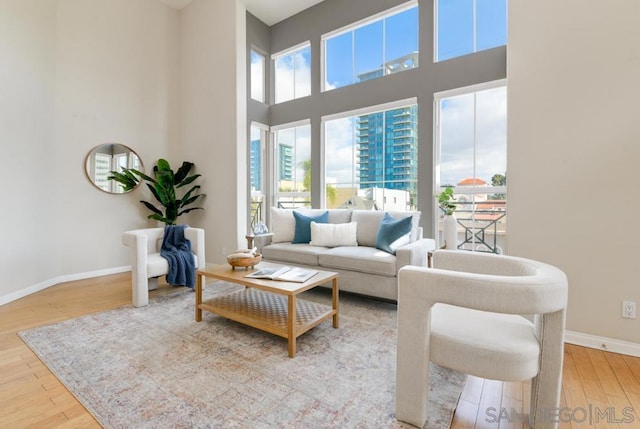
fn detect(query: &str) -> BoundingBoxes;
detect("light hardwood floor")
[1,274,639,428]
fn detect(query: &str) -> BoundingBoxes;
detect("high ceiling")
[157,0,326,26]
[243,0,326,26]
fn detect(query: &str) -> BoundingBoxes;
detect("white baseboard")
[565,330,640,357]
[0,266,131,307]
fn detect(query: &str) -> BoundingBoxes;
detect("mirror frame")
[85,143,144,194]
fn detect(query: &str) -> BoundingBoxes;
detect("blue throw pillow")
[292,211,329,244]
[375,213,413,254]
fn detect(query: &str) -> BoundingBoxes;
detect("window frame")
[434,0,507,62]
[320,0,419,92]
[271,119,312,210]
[321,97,418,210]
[249,122,269,229]
[433,79,508,251]
[271,41,312,104]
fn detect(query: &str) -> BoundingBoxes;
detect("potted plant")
[437,187,457,249]
[108,159,205,225]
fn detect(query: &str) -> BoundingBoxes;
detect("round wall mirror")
[85,143,144,194]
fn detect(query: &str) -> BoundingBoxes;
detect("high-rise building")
[278,143,293,181]
[249,138,261,192]
[356,53,418,200]
[356,106,417,193]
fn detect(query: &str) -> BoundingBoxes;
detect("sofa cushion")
[271,208,295,243]
[261,243,327,266]
[388,210,421,242]
[319,246,397,277]
[300,209,353,224]
[375,213,412,254]
[310,221,358,247]
[292,211,328,244]
[351,211,386,247]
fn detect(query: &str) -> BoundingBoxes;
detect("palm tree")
[302,159,336,205]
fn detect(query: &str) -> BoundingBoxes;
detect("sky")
[251,0,507,196]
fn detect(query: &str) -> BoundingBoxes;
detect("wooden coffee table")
[195,262,339,357]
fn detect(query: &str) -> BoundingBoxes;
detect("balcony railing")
[440,199,507,254]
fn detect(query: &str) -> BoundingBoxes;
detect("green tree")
[491,172,507,200]
[302,159,336,205]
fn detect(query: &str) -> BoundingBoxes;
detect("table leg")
[332,278,339,328]
[288,295,296,358]
[195,273,203,322]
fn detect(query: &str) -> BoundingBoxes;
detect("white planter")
[443,214,458,250]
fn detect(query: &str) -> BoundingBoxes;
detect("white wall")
[179,0,247,263]
[0,0,57,294]
[0,0,180,302]
[508,0,640,344]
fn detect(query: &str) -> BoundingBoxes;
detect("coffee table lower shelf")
[199,288,336,356]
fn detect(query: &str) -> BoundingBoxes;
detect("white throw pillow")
[271,208,295,243]
[310,221,358,247]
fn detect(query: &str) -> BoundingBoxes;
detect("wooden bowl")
[227,253,262,270]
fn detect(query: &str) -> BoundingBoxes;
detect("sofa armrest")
[184,227,206,269]
[253,233,274,253]
[395,238,436,273]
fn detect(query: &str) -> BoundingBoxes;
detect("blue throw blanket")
[160,225,196,288]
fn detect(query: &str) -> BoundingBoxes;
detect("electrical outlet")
[221,247,227,256]
[622,301,636,319]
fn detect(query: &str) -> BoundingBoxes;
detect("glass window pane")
[294,46,311,99]
[276,124,311,208]
[250,50,264,102]
[325,32,353,90]
[249,126,262,193]
[436,83,507,253]
[324,105,417,211]
[249,126,265,228]
[384,7,419,73]
[475,86,507,184]
[437,0,474,61]
[439,93,475,186]
[476,0,507,52]
[325,117,357,208]
[274,55,294,103]
[274,45,311,104]
[354,21,383,83]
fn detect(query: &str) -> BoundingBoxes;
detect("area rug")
[19,282,465,428]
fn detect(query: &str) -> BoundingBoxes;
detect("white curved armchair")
[396,250,568,428]
[122,227,205,307]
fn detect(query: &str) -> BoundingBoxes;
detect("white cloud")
[250,53,264,102]
[274,48,311,103]
[324,117,356,185]
[439,86,507,187]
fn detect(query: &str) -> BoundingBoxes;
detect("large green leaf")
[177,207,204,217]
[176,174,201,188]
[174,162,194,185]
[128,158,204,225]
[140,200,163,216]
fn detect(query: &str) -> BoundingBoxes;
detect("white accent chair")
[396,250,568,428]
[122,227,206,307]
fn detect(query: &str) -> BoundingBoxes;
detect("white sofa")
[122,227,205,307]
[254,208,435,301]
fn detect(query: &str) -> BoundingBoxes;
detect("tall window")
[273,122,311,208]
[273,42,311,104]
[249,124,267,229]
[324,100,418,211]
[323,2,418,91]
[250,50,265,102]
[436,0,507,62]
[435,81,507,252]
